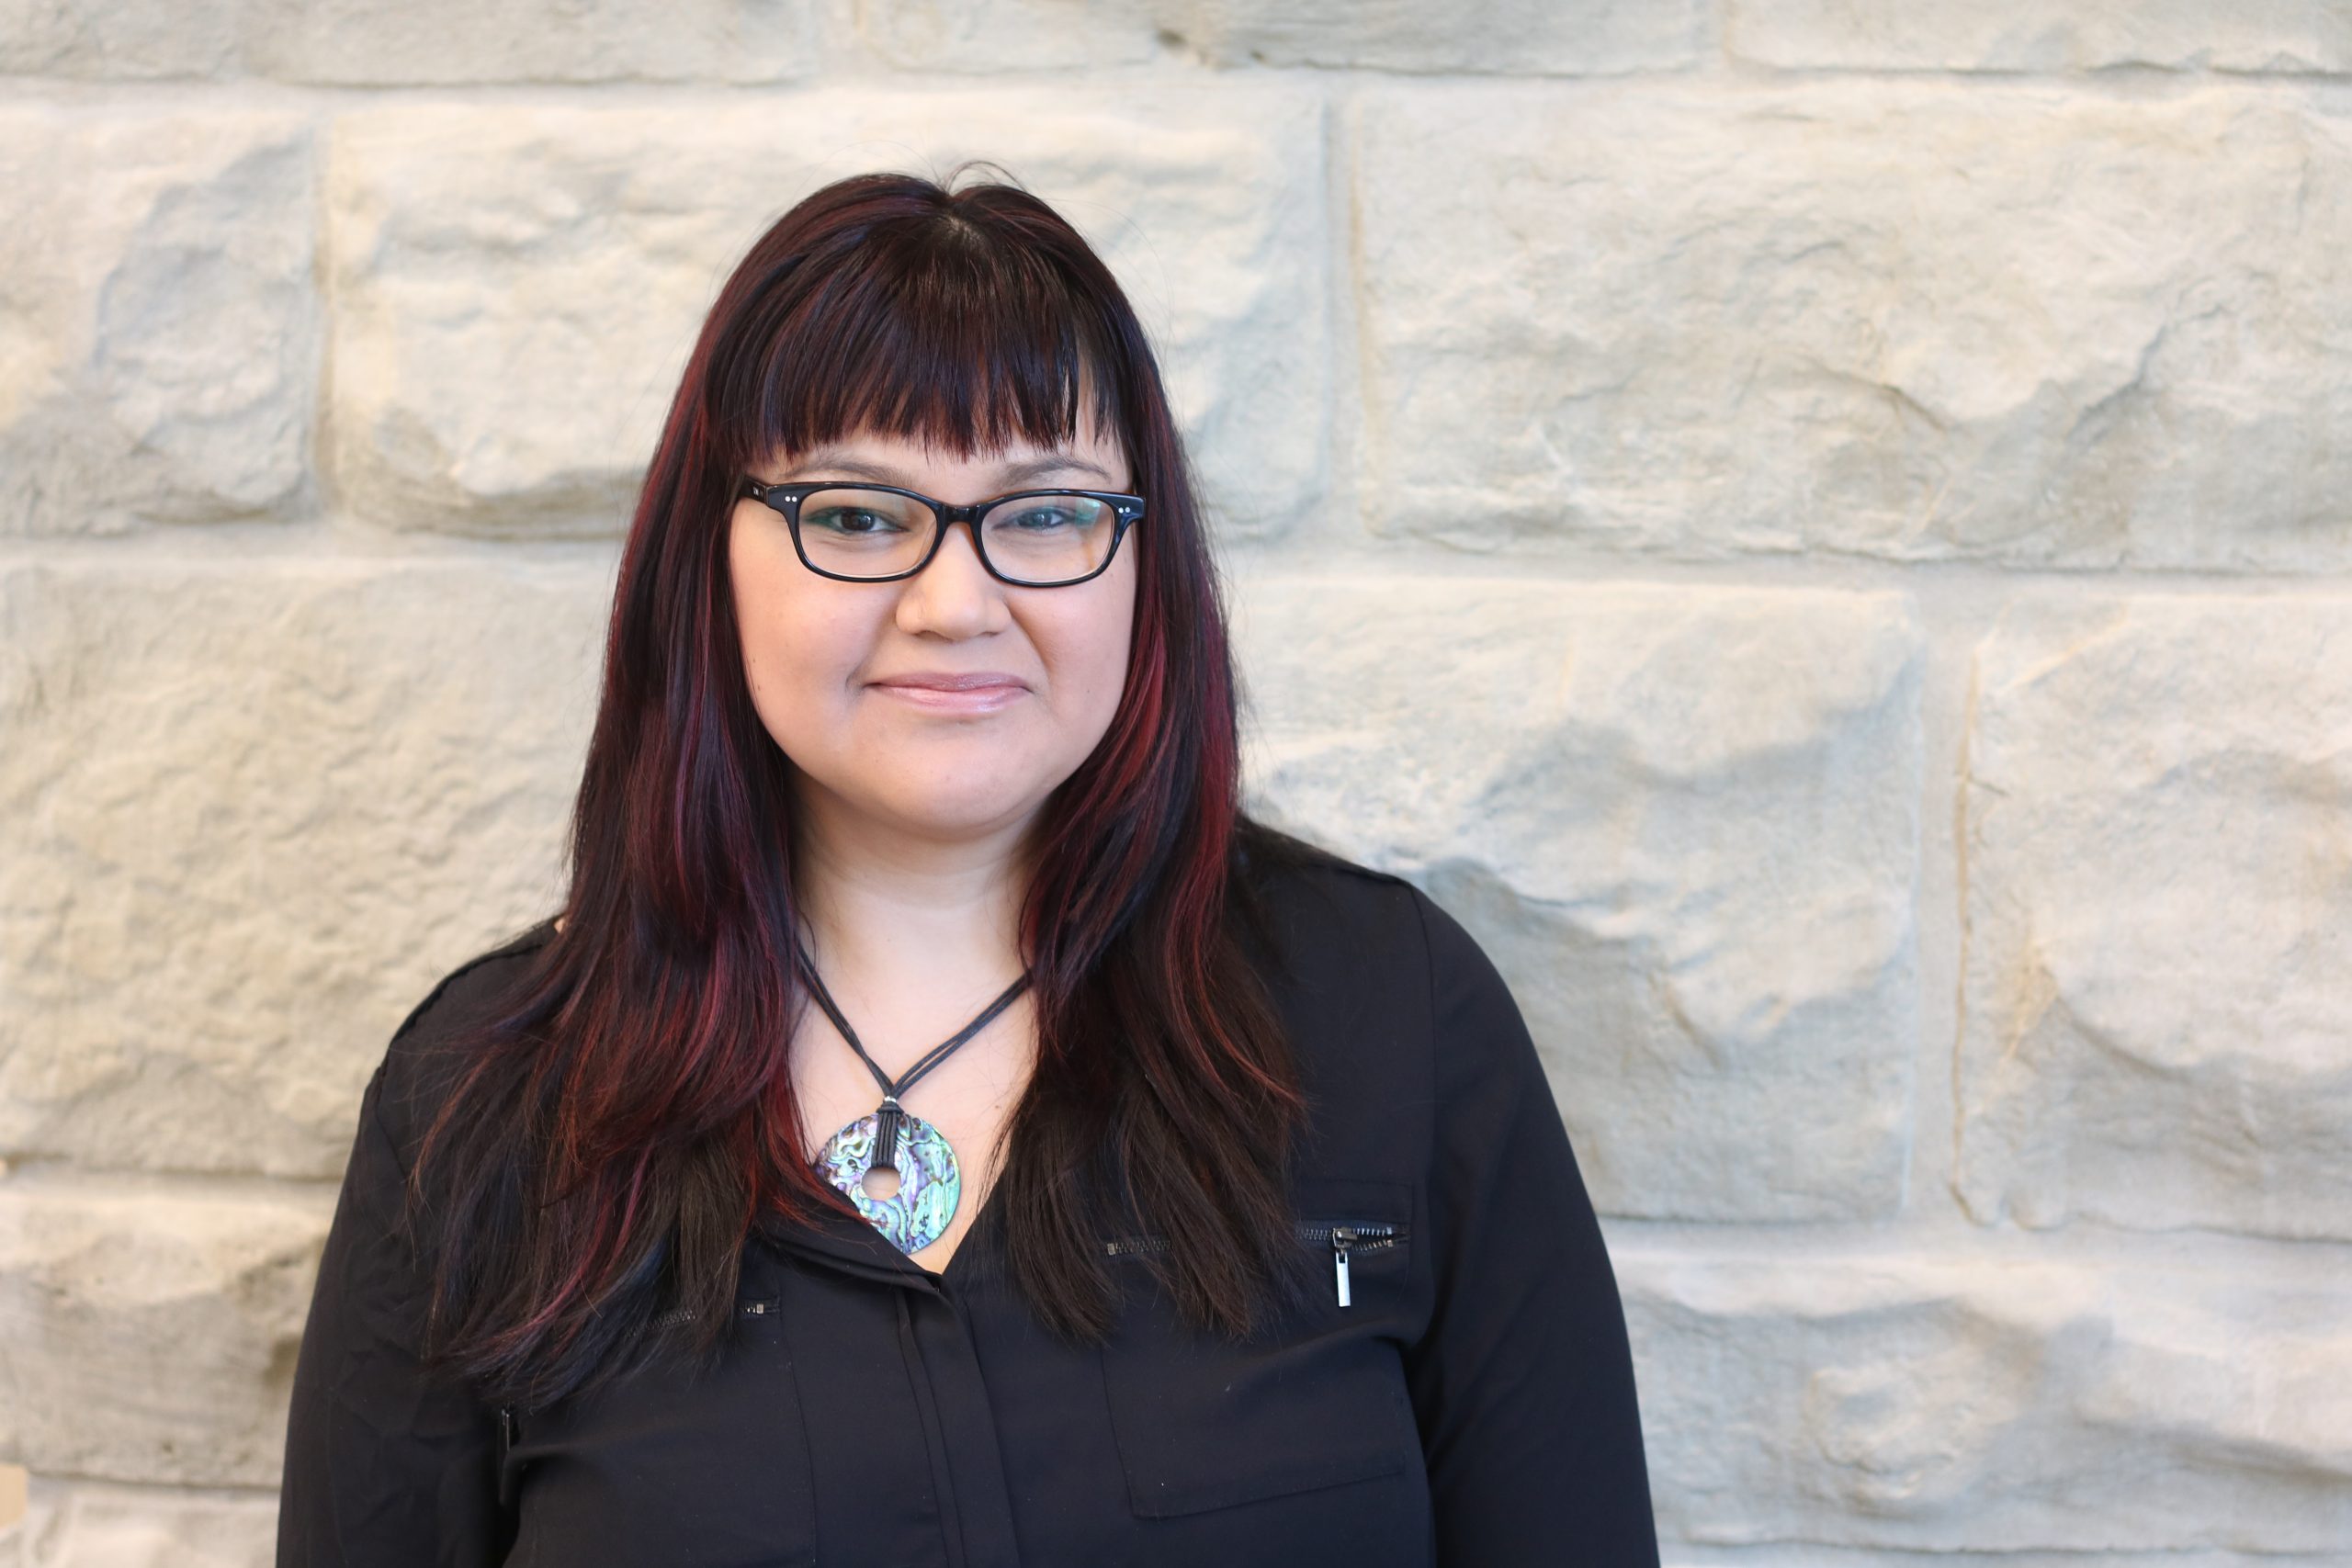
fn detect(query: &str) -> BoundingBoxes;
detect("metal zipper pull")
[1330,1226,1356,1307]
[494,1405,520,1510]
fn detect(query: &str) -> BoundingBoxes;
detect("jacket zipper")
[651,1297,774,1329]
[495,1404,519,1510]
[1103,1220,1406,1308]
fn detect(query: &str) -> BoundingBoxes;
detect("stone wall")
[4,2,2350,1562]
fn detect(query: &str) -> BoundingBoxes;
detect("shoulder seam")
[1321,859,1413,889]
[389,919,556,1048]
[375,920,554,1181]
[1405,881,1442,1243]
[1406,879,1438,1058]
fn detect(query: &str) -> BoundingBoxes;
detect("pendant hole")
[862,1164,902,1200]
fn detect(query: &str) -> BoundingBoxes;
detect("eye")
[989,495,1109,532]
[1004,505,1082,530]
[805,505,907,536]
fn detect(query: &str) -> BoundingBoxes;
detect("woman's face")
[729,412,1140,858]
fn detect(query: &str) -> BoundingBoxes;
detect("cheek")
[731,527,838,723]
[741,626,842,728]
[1065,582,1138,729]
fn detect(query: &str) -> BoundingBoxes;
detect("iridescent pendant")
[812,1105,962,1254]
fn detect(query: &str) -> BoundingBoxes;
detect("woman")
[277,165,1659,1567]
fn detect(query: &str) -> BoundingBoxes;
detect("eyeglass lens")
[797,487,1121,583]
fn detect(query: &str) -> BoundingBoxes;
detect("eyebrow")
[778,446,1119,488]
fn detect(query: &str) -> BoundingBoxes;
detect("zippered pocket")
[1094,1181,1419,1519]
[650,1294,777,1330]
[1105,1219,1409,1308]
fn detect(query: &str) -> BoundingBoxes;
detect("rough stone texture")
[1959,595,2352,1241]
[1355,81,2352,570]
[1726,0,2352,74]
[0,1176,331,1487]
[0,0,817,82]
[1232,576,1924,1223]
[5,5,2350,1561]
[1621,1244,2352,1554]
[859,0,1700,73]
[0,561,604,1178]
[0,107,318,536]
[326,91,1326,540]
[1,1477,275,1567]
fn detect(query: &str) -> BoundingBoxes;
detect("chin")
[908,811,1037,844]
[876,784,1042,833]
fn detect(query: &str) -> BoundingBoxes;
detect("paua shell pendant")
[813,1107,961,1254]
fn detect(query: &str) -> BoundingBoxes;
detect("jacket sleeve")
[277,1055,506,1568]
[1401,887,1661,1566]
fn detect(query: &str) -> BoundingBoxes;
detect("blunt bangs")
[715,197,1134,476]
[400,168,1302,1407]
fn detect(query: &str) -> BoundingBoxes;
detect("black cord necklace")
[793,935,1031,1255]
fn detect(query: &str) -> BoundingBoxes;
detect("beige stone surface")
[1233,575,1924,1222]
[0,560,604,1178]
[0,0,818,82]
[859,0,1700,72]
[2,1475,275,1566]
[5,6,2350,1561]
[0,1176,331,1487]
[0,107,318,536]
[1622,1242,2352,1553]
[326,90,1326,541]
[1355,80,2352,570]
[1726,0,2352,73]
[1958,594,2352,1240]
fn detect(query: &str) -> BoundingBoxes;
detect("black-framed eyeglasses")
[739,479,1146,588]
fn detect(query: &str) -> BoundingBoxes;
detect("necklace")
[793,936,1032,1255]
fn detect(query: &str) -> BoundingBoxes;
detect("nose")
[894,516,1009,636]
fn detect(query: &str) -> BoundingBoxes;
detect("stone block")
[0,1176,331,1487]
[1623,1244,2352,1552]
[1232,575,1924,1222]
[1726,0,2352,74]
[1959,595,2352,1239]
[1355,81,2352,570]
[0,561,604,1177]
[0,0,241,77]
[326,90,1325,539]
[6,1474,276,1566]
[858,0,1699,73]
[0,0,817,83]
[0,107,318,535]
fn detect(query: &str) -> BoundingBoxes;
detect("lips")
[870,671,1030,713]
[872,671,1029,692]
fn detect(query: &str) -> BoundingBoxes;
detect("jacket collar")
[752,1185,951,1293]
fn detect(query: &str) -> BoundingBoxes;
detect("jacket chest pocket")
[498,1293,818,1568]
[1095,1179,1420,1519]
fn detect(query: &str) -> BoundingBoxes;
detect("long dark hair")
[396,164,1331,1410]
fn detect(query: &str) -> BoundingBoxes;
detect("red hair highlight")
[395,165,1327,1408]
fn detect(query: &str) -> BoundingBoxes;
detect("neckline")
[917,1168,1004,1289]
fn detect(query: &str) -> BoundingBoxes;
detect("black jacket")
[277,852,1659,1566]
